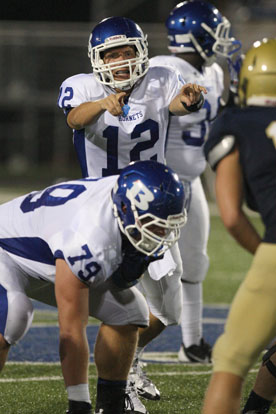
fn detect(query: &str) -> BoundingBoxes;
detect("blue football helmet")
[166,1,241,65]
[112,160,187,256]
[88,17,149,91]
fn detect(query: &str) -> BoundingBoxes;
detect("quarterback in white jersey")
[59,66,186,178]
[0,160,186,414]
[57,15,207,410]
[150,0,242,365]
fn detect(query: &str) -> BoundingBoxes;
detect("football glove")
[111,237,162,289]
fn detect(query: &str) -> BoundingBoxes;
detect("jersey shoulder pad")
[205,135,236,170]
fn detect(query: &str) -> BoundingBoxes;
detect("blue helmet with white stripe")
[112,160,187,256]
[166,1,241,65]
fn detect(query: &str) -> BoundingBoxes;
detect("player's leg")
[28,277,150,414]
[178,177,211,363]
[202,372,243,414]
[0,335,10,371]
[0,249,34,372]
[89,282,150,414]
[202,244,276,414]
[242,342,276,414]
[129,242,183,402]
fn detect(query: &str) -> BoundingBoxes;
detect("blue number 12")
[102,119,159,176]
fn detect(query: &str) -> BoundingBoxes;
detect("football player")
[0,160,187,414]
[202,38,276,414]
[149,0,241,365]
[58,15,206,412]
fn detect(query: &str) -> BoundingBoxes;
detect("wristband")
[182,93,204,112]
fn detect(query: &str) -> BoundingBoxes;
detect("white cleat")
[129,361,160,401]
[124,381,149,414]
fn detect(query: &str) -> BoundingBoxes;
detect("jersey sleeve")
[165,67,186,104]
[150,66,186,105]
[57,74,91,116]
[51,229,103,285]
[204,108,237,170]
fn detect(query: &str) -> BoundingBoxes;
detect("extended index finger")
[116,92,127,106]
[197,85,207,94]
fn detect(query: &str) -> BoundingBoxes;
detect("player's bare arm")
[55,258,90,386]
[67,91,126,129]
[215,148,261,254]
[169,83,207,115]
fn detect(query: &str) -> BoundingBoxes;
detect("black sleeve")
[110,237,162,289]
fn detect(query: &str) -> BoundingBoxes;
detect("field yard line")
[0,369,259,383]
[30,316,226,328]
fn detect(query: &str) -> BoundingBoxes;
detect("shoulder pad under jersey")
[207,135,236,170]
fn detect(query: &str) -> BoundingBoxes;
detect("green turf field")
[2,360,276,414]
[204,214,264,304]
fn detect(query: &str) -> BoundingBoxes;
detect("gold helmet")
[238,38,276,107]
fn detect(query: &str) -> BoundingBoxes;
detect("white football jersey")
[0,177,122,286]
[58,66,185,177]
[150,55,224,181]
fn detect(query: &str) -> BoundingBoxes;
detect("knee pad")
[148,275,182,326]
[262,344,276,379]
[1,289,34,345]
[181,252,209,284]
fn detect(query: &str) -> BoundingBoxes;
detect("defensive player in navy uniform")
[149,0,241,366]
[201,38,276,414]
[58,16,206,412]
[0,160,187,414]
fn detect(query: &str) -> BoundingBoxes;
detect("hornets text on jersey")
[58,66,185,178]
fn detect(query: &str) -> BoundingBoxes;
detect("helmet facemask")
[88,34,149,91]
[206,18,241,62]
[113,200,187,257]
[166,1,241,66]
[169,17,240,66]
[112,161,188,257]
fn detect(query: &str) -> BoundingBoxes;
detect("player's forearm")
[67,101,105,129]
[222,210,261,254]
[169,95,190,115]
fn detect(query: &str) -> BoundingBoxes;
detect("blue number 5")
[182,100,211,147]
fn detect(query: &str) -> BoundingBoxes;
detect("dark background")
[0,0,275,189]
[2,0,272,23]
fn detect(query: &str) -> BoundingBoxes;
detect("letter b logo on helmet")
[126,180,154,210]
[112,160,187,256]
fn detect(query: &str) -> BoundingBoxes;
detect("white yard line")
[30,315,226,328]
[0,369,258,383]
